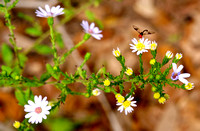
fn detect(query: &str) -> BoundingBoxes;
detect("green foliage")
[25,27,42,37]
[4,0,11,3]
[34,44,53,55]
[7,0,19,10]
[46,64,60,80]
[55,32,64,48]
[40,72,51,82]
[1,43,13,66]
[47,118,76,131]
[93,0,102,7]
[18,53,27,68]
[15,88,34,106]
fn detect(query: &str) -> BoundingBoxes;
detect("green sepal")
[47,17,54,25]
[83,33,91,40]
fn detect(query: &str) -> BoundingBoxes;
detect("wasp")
[132,25,155,38]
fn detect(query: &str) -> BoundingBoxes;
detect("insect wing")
[132,25,141,34]
[142,29,155,35]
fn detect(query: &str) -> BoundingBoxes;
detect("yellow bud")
[104,79,110,86]
[150,59,156,65]
[153,92,160,99]
[164,94,170,100]
[158,97,166,104]
[115,93,122,98]
[151,86,157,92]
[117,95,125,103]
[13,121,20,129]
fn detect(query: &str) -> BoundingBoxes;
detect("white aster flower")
[81,20,103,40]
[171,63,190,84]
[116,96,137,115]
[150,41,157,50]
[35,5,64,18]
[112,47,121,57]
[125,67,133,76]
[166,51,173,58]
[24,95,51,124]
[185,82,194,90]
[129,38,150,55]
[175,53,182,60]
[92,88,101,96]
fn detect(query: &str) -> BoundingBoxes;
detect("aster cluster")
[1,2,195,130]
[112,35,194,106]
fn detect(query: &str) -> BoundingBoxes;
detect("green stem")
[60,38,88,64]
[139,54,143,75]
[4,2,21,68]
[48,17,59,66]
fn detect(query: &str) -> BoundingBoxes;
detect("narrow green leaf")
[17,12,34,23]
[0,4,4,7]
[18,53,27,68]
[55,33,64,48]
[24,88,34,102]
[15,89,26,106]
[1,43,13,66]
[40,72,51,82]
[34,44,53,55]
[46,64,54,74]
[25,27,42,37]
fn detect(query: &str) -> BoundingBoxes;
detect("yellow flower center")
[158,97,166,104]
[13,121,20,129]
[125,68,133,76]
[117,96,125,103]
[151,43,157,50]
[185,83,193,90]
[114,50,120,57]
[136,41,145,51]
[104,79,110,86]
[122,100,131,109]
[153,92,160,99]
